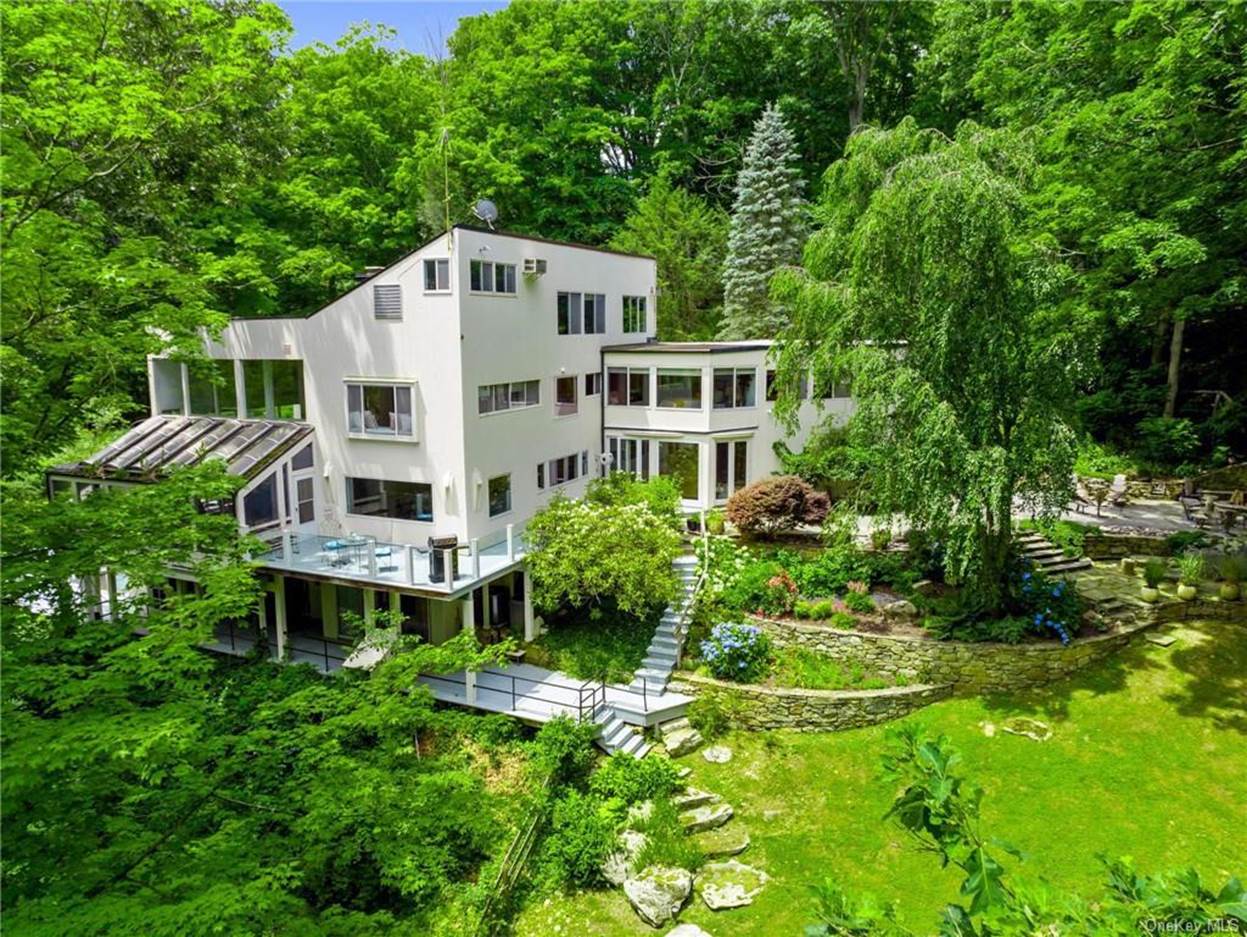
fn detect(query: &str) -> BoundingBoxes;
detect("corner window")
[623,295,646,333]
[606,367,652,406]
[478,379,540,415]
[243,472,279,528]
[424,258,450,291]
[585,372,602,396]
[346,382,415,439]
[657,369,702,409]
[470,260,516,294]
[555,376,578,416]
[346,477,433,521]
[373,284,403,320]
[488,474,512,517]
[713,367,756,409]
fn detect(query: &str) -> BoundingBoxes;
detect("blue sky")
[278,1,509,53]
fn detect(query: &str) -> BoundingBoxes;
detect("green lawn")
[513,618,1246,935]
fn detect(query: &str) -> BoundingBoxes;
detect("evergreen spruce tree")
[717,103,808,340]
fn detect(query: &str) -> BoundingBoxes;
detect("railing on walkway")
[475,777,552,937]
[421,667,607,722]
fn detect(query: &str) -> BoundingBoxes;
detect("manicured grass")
[523,609,657,683]
[513,618,1246,935]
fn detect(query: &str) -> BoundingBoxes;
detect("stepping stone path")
[661,717,704,758]
[602,829,648,887]
[680,801,733,834]
[696,860,769,910]
[693,824,750,858]
[672,788,720,811]
[702,745,732,764]
[665,926,713,937]
[624,866,693,928]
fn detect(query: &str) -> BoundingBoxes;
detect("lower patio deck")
[418,662,693,728]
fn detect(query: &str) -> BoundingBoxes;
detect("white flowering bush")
[525,495,682,616]
[699,622,771,683]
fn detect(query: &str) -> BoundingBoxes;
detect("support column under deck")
[461,594,476,705]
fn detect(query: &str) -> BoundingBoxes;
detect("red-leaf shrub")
[725,475,830,538]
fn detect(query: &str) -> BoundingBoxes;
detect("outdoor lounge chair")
[1069,476,1093,514]
[1179,495,1210,529]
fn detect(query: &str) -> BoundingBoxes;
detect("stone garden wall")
[1083,531,1174,560]
[750,616,1160,694]
[666,673,952,732]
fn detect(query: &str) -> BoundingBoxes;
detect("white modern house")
[49,225,844,677]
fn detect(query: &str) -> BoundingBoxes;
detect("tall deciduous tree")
[609,176,728,339]
[717,103,808,340]
[774,120,1087,611]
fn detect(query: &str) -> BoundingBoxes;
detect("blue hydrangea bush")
[1015,565,1082,645]
[699,622,771,682]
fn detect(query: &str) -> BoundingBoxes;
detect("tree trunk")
[1164,315,1184,418]
[1150,309,1169,367]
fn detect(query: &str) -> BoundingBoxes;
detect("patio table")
[1213,502,1247,528]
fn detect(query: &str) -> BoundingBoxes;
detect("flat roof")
[602,340,774,354]
[49,415,313,483]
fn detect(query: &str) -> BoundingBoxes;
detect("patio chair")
[1069,476,1093,514]
[1108,474,1130,507]
[1179,495,1210,529]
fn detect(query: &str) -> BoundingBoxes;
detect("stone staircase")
[1017,531,1093,575]
[629,554,699,697]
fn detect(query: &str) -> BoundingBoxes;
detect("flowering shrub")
[763,570,798,615]
[724,475,830,538]
[700,622,771,682]
[1015,565,1082,645]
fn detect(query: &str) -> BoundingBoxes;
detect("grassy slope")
[514,618,1247,935]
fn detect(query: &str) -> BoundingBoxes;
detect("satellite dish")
[473,198,499,229]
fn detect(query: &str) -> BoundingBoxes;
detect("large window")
[187,359,239,417]
[346,382,414,438]
[765,369,809,402]
[470,260,517,294]
[713,367,756,409]
[488,474,511,517]
[554,376,578,416]
[243,472,279,528]
[608,436,650,479]
[346,477,433,521]
[607,367,650,406]
[373,284,403,320]
[478,379,539,415]
[715,440,748,500]
[656,368,702,409]
[557,292,606,334]
[623,295,647,333]
[658,441,700,500]
[424,258,450,291]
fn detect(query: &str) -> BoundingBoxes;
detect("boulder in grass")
[882,599,919,620]
[694,824,750,858]
[680,801,733,833]
[672,787,720,811]
[702,745,732,764]
[665,727,704,758]
[696,860,769,910]
[624,866,693,928]
[602,829,648,887]
[665,926,713,937]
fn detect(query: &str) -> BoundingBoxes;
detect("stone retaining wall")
[750,616,1159,694]
[1145,596,1247,623]
[666,673,952,732]
[1083,531,1174,560]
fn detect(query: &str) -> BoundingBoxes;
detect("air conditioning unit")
[522,257,547,277]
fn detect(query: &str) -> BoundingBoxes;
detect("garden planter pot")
[1176,584,1198,601]
[1140,586,1160,603]
[1219,583,1241,601]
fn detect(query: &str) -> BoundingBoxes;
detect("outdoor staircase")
[1017,532,1093,575]
[629,554,699,697]
[596,709,651,758]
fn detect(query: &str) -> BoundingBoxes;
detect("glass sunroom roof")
[50,416,313,482]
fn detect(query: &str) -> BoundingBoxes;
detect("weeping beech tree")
[773,119,1091,613]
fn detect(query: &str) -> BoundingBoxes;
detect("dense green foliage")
[774,120,1085,611]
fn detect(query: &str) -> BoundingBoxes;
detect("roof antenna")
[473,198,498,230]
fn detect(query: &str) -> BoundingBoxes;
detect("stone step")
[1046,558,1093,574]
[660,716,691,735]
[650,636,679,651]
[680,801,734,833]
[643,655,677,670]
[635,665,673,682]
[619,732,649,758]
[673,788,721,810]
[1024,546,1065,559]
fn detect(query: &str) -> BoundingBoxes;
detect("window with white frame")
[585,371,602,396]
[478,379,540,415]
[656,368,702,409]
[623,295,646,333]
[423,258,450,291]
[346,477,433,521]
[554,375,578,416]
[488,473,511,517]
[608,436,651,479]
[295,477,315,523]
[712,367,757,409]
[469,259,517,294]
[373,284,403,320]
[714,439,749,500]
[346,382,415,438]
[606,367,650,406]
[557,292,606,334]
